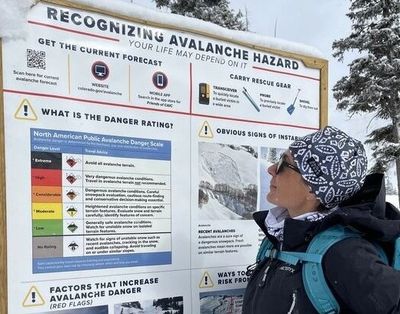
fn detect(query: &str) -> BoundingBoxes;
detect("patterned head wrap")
[289,126,368,208]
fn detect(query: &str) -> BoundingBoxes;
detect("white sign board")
[0,1,327,313]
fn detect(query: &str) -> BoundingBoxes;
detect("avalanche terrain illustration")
[198,143,258,220]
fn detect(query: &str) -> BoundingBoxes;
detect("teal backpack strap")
[302,225,361,314]
[275,251,322,265]
[256,236,274,262]
[257,226,358,313]
[257,226,395,314]
[394,237,400,269]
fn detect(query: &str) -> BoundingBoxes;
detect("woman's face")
[267,150,318,217]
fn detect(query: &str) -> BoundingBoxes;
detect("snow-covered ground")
[0,0,323,60]
[198,191,243,220]
[198,143,257,220]
[200,295,242,314]
[115,299,183,314]
[387,195,399,209]
[199,143,257,188]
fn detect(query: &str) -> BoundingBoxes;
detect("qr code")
[26,49,46,70]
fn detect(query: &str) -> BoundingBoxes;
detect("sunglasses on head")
[276,154,301,175]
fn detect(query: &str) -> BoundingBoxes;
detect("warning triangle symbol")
[198,121,213,138]
[22,286,45,307]
[14,98,38,120]
[199,271,214,288]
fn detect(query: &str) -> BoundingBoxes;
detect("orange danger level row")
[32,186,62,203]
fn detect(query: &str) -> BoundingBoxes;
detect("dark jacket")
[242,174,400,314]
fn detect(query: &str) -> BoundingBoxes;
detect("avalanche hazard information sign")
[0,0,327,313]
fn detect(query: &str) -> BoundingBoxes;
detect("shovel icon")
[287,89,301,115]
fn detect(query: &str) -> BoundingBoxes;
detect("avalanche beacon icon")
[199,83,210,105]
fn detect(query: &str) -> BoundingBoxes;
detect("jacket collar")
[253,173,400,249]
[253,210,325,250]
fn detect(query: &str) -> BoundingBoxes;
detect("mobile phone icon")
[157,74,164,87]
[152,71,168,89]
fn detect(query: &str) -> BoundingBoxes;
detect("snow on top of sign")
[0,0,35,40]
[0,0,324,58]
[70,0,324,58]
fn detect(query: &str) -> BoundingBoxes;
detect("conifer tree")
[269,148,278,164]
[153,0,247,30]
[332,0,400,203]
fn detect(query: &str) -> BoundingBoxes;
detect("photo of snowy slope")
[40,306,108,314]
[114,297,183,314]
[200,289,244,314]
[259,147,285,211]
[198,142,258,220]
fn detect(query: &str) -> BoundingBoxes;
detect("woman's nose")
[268,163,277,176]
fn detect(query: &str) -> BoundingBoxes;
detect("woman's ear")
[306,193,316,201]
[306,192,321,209]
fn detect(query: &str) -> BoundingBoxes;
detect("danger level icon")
[22,286,45,307]
[198,121,213,138]
[199,271,214,288]
[14,99,38,120]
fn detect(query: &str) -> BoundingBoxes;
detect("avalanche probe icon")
[242,87,260,112]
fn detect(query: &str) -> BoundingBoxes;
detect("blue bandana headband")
[289,126,368,208]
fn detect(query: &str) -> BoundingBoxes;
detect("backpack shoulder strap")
[256,226,359,313]
[394,237,400,269]
[302,225,360,314]
[257,225,395,313]
[256,236,274,262]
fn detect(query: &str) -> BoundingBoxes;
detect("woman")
[242,126,400,314]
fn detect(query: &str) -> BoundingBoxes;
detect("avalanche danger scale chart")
[31,128,172,273]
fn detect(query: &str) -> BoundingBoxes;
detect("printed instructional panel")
[191,43,320,128]
[192,267,248,314]
[2,2,319,127]
[2,3,190,113]
[191,117,314,312]
[192,117,313,267]
[3,90,191,313]
[19,270,191,313]
[31,129,171,273]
